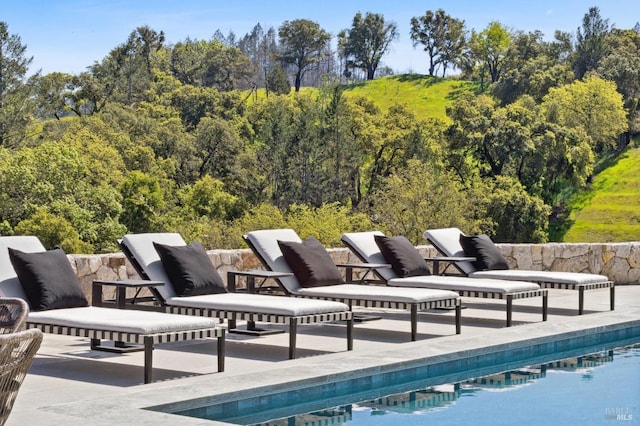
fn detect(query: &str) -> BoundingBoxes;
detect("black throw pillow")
[374,235,431,277]
[153,241,227,296]
[8,247,89,311]
[278,237,342,287]
[459,234,509,271]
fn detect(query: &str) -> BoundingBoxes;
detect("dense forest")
[0,7,638,253]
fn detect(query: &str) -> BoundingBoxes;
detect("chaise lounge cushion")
[278,237,342,287]
[28,306,219,334]
[374,235,431,277]
[459,234,509,271]
[8,247,89,311]
[153,241,227,296]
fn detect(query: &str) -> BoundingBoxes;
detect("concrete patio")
[7,284,640,425]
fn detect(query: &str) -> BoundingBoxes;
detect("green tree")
[476,176,551,243]
[193,116,244,180]
[278,19,331,92]
[181,175,245,221]
[575,6,610,79]
[133,25,165,76]
[0,21,36,147]
[64,71,111,115]
[320,93,383,208]
[492,31,575,105]
[370,160,476,244]
[238,24,280,90]
[466,21,511,89]
[119,171,166,233]
[597,28,640,145]
[170,38,208,86]
[202,40,255,91]
[286,202,371,247]
[410,9,466,77]
[542,75,628,153]
[168,83,222,129]
[338,12,398,80]
[447,94,527,178]
[446,94,595,203]
[0,136,127,252]
[15,208,93,253]
[266,65,291,95]
[33,72,76,119]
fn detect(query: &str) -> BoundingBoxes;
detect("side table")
[90,279,165,353]
[424,256,475,275]
[336,262,391,284]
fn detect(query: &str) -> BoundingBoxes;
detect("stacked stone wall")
[67,242,639,300]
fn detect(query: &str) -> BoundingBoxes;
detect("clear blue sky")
[3,0,639,76]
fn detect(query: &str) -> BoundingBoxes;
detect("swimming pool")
[275,346,637,426]
[172,341,639,425]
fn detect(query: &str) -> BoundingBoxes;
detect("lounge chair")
[341,231,548,326]
[0,298,29,334]
[0,307,42,425]
[243,229,462,341]
[423,228,615,315]
[119,233,353,359]
[0,236,225,384]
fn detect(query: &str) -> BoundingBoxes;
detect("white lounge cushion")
[166,292,349,316]
[244,229,303,292]
[469,270,609,285]
[28,306,218,334]
[296,284,458,304]
[424,228,611,285]
[121,233,187,300]
[423,227,476,274]
[341,231,394,280]
[388,276,540,294]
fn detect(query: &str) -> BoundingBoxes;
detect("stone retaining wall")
[67,242,640,299]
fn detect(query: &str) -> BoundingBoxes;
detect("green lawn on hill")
[564,146,640,243]
[245,74,479,123]
[342,74,479,123]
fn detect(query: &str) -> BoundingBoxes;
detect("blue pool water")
[179,343,639,425]
[335,345,639,426]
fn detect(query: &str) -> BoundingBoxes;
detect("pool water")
[339,346,639,426]
[213,344,639,426]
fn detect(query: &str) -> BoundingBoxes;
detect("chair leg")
[347,317,354,351]
[610,285,615,311]
[228,313,237,331]
[542,292,548,321]
[578,286,585,315]
[144,336,153,384]
[217,332,226,372]
[410,304,418,341]
[506,295,513,327]
[289,319,297,359]
[455,304,461,334]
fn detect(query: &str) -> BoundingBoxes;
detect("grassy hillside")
[342,74,479,122]
[564,145,640,242]
[247,74,479,123]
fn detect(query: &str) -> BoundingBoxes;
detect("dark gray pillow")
[8,247,89,311]
[278,237,342,288]
[374,235,431,277]
[459,234,509,271]
[153,241,227,296]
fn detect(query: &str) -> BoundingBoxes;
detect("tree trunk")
[367,65,375,80]
[294,70,302,92]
